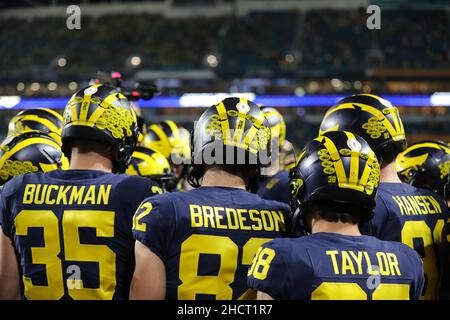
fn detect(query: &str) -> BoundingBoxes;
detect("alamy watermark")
[366,5,381,30]
[66,5,81,30]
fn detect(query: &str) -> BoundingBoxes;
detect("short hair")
[206,164,259,183]
[66,138,114,156]
[308,200,372,225]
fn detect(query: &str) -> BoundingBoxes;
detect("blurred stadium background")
[0,0,449,149]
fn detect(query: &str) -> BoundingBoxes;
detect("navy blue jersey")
[438,219,450,299]
[248,232,424,300]
[257,170,290,204]
[0,169,161,300]
[360,182,449,299]
[132,186,290,300]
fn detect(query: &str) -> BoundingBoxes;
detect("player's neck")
[311,219,361,236]
[69,152,113,173]
[380,162,402,183]
[201,169,246,190]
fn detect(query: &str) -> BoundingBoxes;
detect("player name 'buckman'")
[189,204,285,232]
[22,184,112,205]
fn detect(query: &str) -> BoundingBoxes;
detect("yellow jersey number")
[401,219,445,300]
[15,209,116,300]
[178,235,272,300]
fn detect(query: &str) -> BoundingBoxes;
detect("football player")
[7,108,64,145]
[126,146,174,193]
[257,107,290,204]
[130,97,290,300]
[248,131,424,300]
[143,121,190,191]
[0,84,161,300]
[0,131,68,185]
[396,140,450,198]
[396,141,450,299]
[319,94,448,299]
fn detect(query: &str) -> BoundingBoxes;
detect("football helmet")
[8,108,63,145]
[143,120,182,161]
[319,94,407,166]
[396,140,450,198]
[188,97,271,189]
[262,107,286,148]
[126,146,174,190]
[0,131,69,185]
[290,130,380,235]
[61,84,139,173]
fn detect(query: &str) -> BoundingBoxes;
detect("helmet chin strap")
[291,199,309,237]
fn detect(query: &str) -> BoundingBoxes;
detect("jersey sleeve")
[247,240,292,299]
[0,186,9,238]
[119,176,164,213]
[409,249,425,300]
[0,177,22,239]
[132,195,176,263]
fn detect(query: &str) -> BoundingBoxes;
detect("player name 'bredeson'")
[22,184,112,205]
[189,204,285,232]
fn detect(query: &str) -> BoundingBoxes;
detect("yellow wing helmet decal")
[126,149,171,177]
[209,99,270,155]
[321,94,405,143]
[0,137,64,182]
[0,159,39,182]
[395,141,450,178]
[143,121,181,159]
[8,109,64,145]
[314,133,380,195]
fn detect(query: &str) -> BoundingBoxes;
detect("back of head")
[0,131,68,185]
[61,84,139,173]
[188,97,271,190]
[8,108,63,145]
[319,94,407,167]
[290,130,380,235]
[396,140,450,198]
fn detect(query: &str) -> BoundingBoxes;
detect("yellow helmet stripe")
[343,131,360,186]
[347,94,404,139]
[68,96,79,122]
[359,149,378,186]
[318,135,348,188]
[243,109,266,148]
[165,120,180,143]
[87,92,123,123]
[325,102,404,139]
[151,125,171,143]
[407,142,450,153]
[39,163,59,172]
[215,101,230,143]
[79,83,102,121]
[233,98,250,143]
[38,108,63,122]
[0,137,61,169]
[13,115,61,135]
